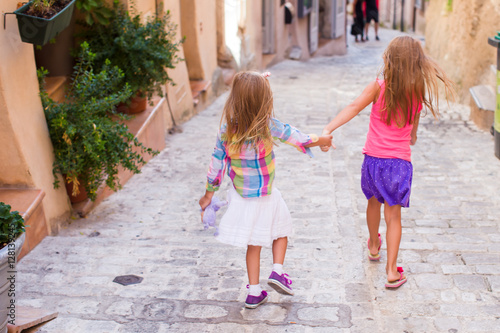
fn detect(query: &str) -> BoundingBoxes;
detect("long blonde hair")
[380,36,455,127]
[222,71,274,153]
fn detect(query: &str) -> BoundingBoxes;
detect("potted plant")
[38,42,158,202]
[0,202,26,333]
[79,1,182,113]
[14,0,77,46]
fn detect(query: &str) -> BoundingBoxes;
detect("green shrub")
[0,202,25,248]
[76,0,113,25]
[79,1,182,102]
[39,42,158,201]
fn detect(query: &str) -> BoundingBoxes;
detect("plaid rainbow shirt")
[206,118,317,198]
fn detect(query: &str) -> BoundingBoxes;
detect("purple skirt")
[361,155,413,207]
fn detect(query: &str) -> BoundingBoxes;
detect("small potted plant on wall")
[0,202,26,332]
[14,0,77,46]
[79,1,182,114]
[38,42,158,203]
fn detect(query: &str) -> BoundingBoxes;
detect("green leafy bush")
[76,0,113,25]
[0,203,25,248]
[39,42,158,201]
[79,1,182,102]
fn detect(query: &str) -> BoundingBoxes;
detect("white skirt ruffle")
[216,186,293,248]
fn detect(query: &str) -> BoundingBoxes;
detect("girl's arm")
[304,134,333,148]
[199,190,214,211]
[321,81,379,151]
[270,118,321,155]
[410,112,421,145]
[200,130,227,211]
[323,81,379,135]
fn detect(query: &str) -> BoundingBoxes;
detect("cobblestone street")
[16,28,500,332]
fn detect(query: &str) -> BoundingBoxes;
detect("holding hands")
[305,134,334,151]
[320,131,335,152]
[317,134,335,149]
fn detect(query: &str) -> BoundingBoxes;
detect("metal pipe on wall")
[400,0,404,31]
[393,0,396,30]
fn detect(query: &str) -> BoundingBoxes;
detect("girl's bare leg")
[246,245,262,285]
[384,202,404,281]
[272,237,288,265]
[367,197,382,255]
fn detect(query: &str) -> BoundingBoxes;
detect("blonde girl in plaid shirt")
[199,71,332,309]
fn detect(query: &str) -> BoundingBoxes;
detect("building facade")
[377,0,427,35]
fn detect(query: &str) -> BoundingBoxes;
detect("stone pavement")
[16,28,500,332]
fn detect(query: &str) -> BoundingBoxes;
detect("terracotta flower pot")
[64,177,88,204]
[116,93,147,114]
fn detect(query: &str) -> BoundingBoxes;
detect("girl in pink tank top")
[321,36,455,288]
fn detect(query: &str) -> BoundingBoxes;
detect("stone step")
[469,85,495,131]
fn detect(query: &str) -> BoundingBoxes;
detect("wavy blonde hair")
[380,36,455,127]
[222,71,275,153]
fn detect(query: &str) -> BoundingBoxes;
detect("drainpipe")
[400,0,404,32]
[393,0,396,30]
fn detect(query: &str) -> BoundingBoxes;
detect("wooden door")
[262,0,275,54]
[333,0,345,38]
[309,0,319,53]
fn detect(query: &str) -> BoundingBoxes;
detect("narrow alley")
[17,28,500,332]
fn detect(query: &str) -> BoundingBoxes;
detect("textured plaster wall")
[245,0,263,70]
[180,0,218,81]
[0,0,71,230]
[163,0,195,125]
[425,0,500,102]
[196,0,218,81]
[0,72,31,186]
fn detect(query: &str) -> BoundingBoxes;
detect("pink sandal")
[367,233,382,261]
[385,267,407,288]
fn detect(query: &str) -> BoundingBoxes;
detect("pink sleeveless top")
[362,79,421,162]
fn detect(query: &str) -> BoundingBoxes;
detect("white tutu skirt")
[216,186,293,248]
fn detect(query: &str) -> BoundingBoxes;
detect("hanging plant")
[14,0,76,45]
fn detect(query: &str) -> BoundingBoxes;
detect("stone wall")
[425,0,500,102]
